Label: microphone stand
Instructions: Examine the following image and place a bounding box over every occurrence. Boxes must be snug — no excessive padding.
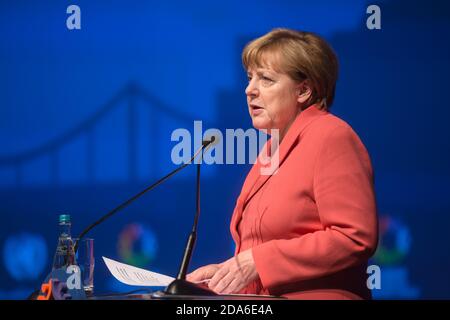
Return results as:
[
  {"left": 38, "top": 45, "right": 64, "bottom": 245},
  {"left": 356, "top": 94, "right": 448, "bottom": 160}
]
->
[{"left": 163, "top": 147, "right": 217, "bottom": 296}]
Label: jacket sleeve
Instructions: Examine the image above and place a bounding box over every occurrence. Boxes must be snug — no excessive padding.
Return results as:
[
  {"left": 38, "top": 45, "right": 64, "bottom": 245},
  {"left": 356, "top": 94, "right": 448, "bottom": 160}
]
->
[{"left": 251, "top": 124, "right": 378, "bottom": 289}]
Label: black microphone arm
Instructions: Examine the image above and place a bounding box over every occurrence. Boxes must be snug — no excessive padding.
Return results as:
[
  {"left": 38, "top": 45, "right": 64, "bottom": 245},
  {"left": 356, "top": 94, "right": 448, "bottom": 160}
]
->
[
  {"left": 164, "top": 136, "right": 218, "bottom": 296},
  {"left": 176, "top": 153, "right": 201, "bottom": 281},
  {"left": 74, "top": 136, "right": 216, "bottom": 254}
]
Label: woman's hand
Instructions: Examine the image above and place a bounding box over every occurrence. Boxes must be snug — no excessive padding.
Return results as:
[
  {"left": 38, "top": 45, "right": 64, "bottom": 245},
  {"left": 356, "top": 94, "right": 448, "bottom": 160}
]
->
[
  {"left": 187, "top": 264, "right": 222, "bottom": 283},
  {"left": 207, "top": 249, "right": 259, "bottom": 294}
]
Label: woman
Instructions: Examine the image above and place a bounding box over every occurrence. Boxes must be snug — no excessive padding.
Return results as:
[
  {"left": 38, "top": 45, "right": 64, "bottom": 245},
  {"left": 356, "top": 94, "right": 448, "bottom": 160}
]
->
[{"left": 187, "top": 28, "right": 378, "bottom": 300}]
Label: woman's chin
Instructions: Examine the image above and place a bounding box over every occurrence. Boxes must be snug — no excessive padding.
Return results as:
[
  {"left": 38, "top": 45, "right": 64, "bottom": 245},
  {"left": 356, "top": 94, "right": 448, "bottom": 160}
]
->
[{"left": 251, "top": 118, "right": 270, "bottom": 131}]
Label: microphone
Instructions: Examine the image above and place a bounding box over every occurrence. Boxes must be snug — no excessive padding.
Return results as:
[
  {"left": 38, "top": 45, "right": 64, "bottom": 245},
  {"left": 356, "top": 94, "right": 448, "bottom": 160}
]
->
[
  {"left": 202, "top": 134, "right": 218, "bottom": 146},
  {"left": 74, "top": 135, "right": 218, "bottom": 254},
  {"left": 163, "top": 134, "right": 220, "bottom": 296}
]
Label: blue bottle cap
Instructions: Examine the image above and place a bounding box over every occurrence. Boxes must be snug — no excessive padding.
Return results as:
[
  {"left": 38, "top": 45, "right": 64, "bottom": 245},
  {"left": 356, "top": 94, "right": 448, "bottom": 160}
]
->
[{"left": 59, "top": 214, "right": 71, "bottom": 223}]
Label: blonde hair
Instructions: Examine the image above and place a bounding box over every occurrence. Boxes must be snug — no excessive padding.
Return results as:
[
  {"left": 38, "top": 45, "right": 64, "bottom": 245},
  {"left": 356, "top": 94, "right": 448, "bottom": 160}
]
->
[{"left": 242, "top": 28, "right": 339, "bottom": 110}]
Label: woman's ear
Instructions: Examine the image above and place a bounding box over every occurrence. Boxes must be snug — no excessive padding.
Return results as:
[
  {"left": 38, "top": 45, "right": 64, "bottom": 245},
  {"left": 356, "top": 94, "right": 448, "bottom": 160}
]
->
[{"left": 296, "top": 80, "right": 312, "bottom": 104}]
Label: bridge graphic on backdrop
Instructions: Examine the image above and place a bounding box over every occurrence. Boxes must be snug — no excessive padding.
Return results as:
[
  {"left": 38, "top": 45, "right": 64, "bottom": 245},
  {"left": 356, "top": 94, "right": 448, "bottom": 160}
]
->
[{"left": 0, "top": 82, "right": 195, "bottom": 187}]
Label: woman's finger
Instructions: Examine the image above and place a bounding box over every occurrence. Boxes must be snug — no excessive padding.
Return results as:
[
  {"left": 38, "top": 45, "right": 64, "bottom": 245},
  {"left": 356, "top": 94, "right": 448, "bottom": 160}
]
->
[
  {"left": 211, "top": 272, "right": 234, "bottom": 293},
  {"left": 187, "top": 264, "right": 218, "bottom": 281},
  {"left": 208, "top": 264, "right": 229, "bottom": 289}
]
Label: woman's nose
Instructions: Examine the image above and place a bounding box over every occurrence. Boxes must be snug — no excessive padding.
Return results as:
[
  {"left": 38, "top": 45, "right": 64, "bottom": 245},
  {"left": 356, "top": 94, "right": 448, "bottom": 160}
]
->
[{"left": 245, "top": 80, "right": 259, "bottom": 97}]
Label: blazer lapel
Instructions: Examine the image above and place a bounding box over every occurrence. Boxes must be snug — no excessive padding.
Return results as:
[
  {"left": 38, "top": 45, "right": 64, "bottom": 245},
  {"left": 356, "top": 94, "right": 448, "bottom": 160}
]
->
[
  {"left": 230, "top": 104, "right": 328, "bottom": 247},
  {"left": 243, "top": 104, "right": 328, "bottom": 207}
]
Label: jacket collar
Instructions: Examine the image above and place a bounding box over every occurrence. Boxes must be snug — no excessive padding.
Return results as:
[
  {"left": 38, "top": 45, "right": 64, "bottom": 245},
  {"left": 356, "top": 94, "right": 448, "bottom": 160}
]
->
[{"left": 232, "top": 104, "right": 328, "bottom": 224}]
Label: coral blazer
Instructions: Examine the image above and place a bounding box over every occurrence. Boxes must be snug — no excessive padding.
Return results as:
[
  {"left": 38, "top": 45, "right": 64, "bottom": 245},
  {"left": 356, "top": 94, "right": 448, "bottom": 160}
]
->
[{"left": 229, "top": 104, "right": 378, "bottom": 299}]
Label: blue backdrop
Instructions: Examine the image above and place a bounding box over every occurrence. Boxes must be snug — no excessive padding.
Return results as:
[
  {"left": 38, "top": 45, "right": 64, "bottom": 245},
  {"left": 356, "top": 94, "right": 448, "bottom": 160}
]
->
[{"left": 1, "top": 0, "right": 449, "bottom": 299}]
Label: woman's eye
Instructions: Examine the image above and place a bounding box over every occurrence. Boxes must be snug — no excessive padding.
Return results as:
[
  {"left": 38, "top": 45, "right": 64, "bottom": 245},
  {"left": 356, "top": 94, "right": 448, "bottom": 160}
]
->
[{"left": 262, "top": 76, "right": 274, "bottom": 83}]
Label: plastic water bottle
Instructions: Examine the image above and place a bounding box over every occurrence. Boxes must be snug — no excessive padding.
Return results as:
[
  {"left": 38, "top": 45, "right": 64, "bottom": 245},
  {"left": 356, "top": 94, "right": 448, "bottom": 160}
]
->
[{"left": 52, "top": 214, "right": 77, "bottom": 270}]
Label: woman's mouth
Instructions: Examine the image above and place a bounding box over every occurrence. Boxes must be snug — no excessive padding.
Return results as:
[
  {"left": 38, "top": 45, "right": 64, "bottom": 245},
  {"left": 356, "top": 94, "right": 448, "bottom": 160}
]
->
[{"left": 250, "top": 104, "right": 264, "bottom": 116}]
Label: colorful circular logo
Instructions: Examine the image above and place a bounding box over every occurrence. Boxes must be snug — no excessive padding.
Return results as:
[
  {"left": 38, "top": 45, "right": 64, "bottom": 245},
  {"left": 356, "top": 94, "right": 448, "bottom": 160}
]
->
[
  {"left": 117, "top": 223, "right": 158, "bottom": 268},
  {"left": 373, "top": 215, "right": 412, "bottom": 266}
]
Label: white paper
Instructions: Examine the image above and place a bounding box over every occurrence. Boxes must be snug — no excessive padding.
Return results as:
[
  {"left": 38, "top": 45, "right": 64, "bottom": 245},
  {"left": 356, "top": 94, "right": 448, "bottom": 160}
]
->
[{"left": 102, "top": 256, "right": 174, "bottom": 287}]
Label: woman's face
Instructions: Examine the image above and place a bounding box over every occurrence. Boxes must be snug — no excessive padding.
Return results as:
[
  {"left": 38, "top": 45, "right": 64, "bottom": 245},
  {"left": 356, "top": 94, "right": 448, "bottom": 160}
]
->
[{"left": 245, "top": 59, "right": 308, "bottom": 140}]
